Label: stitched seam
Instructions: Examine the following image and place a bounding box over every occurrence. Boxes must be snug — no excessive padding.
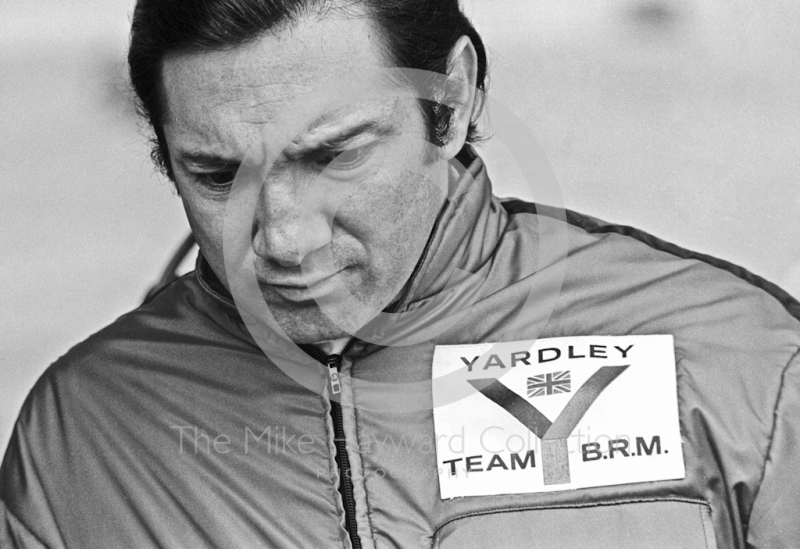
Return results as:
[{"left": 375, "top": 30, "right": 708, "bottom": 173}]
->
[
  {"left": 699, "top": 503, "right": 710, "bottom": 549},
  {"left": 749, "top": 346, "right": 800, "bottom": 522},
  {"left": 195, "top": 259, "right": 237, "bottom": 309},
  {"left": 432, "top": 496, "right": 711, "bottom": 534},
  {"left": 501, "top": 200, "right": 800, "bottom": 323},
  {"left": 352, "top": 392, "right": 378, "bottom": 548},
  {"left": 432, "top": 525, "right": 441, "bottom": 549}
]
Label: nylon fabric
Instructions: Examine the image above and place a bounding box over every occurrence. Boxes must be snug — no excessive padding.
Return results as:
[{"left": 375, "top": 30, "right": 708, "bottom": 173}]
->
[{"left": 431, "top": 500, "right": 718, "bottom": 549}]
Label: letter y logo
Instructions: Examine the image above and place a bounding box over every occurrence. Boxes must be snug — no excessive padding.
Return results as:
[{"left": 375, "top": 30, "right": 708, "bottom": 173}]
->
[{"left": 468, "top": 365, "right": 629, "bottom": 485}]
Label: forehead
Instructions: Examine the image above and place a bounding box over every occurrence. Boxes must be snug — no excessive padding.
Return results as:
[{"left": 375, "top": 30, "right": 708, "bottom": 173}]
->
[{"left": 161, "top": 13, "right": 394, "bottom": 156}]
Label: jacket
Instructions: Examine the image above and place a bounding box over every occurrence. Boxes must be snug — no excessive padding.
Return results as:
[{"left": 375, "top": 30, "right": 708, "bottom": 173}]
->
[{"left": 2, "top": 148, "right": 799, "bottom": 548}]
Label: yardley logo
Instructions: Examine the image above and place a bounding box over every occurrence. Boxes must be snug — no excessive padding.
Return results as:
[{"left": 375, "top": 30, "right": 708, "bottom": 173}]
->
[{"left": 432, "top": 335, "right": 685, "bottom": 499}]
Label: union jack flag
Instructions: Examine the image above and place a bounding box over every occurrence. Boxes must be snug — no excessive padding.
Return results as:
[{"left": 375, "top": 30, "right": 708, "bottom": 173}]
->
[{"left": 527, "top": 371, "right": 571, "bottom": 397}]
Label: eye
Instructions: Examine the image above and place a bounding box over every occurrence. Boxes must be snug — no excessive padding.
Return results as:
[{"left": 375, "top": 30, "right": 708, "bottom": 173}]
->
[
  {"left": 319, "top": 145, "right": 373, "bottom": 173},
  {"left": 205, "top": 170, "right": 236, "bottom": 185},
  {"left": 193, "top": 168, "right": 237, "bottom": 190}
]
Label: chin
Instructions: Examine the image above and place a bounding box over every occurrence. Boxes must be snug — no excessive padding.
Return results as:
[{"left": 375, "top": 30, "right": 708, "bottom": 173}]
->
[{"left": 270, "top": 306, "right": 353, "bottom": 345}]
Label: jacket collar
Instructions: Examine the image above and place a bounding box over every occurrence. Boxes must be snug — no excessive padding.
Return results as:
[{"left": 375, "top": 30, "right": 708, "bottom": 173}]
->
[{"left": 390, "top": 146, "right": 508, "bottom": 314}]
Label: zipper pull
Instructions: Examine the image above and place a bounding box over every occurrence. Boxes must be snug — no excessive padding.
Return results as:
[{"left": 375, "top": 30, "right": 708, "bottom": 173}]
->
[{"left": 326, "top": 355, "right": 342, "bottom": 395}]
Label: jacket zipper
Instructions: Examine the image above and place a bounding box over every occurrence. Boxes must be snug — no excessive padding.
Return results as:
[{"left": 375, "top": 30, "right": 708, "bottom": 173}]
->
[{"left": 303, "top": 346, "right": 361, "bottom": 549}]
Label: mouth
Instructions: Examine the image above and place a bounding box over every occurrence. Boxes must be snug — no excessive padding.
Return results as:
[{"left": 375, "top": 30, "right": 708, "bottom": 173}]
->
[{"left": 258, "top": 269, "right": 345, "bottom": 304}]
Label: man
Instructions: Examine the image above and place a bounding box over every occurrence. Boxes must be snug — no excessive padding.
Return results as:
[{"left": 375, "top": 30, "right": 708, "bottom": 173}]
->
[{"left": 1, "top": 0, "right": 798, "bottom": 547}]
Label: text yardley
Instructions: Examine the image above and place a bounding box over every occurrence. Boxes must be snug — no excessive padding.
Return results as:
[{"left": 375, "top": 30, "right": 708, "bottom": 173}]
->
[{"left": 460, "top": 344, "right": 635, "bottom": 372}]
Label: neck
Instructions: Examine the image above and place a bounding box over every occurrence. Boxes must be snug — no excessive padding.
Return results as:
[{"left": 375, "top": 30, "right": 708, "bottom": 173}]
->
[{"left": 313, "top": 337, "right": 351, "bottom": 356}]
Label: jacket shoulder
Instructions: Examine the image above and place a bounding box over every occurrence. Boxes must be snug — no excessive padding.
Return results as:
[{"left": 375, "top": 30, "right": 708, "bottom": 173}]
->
[
  {"left": 501, "top": 198, "right": 800, "bottom": 333},
  {"left": 10, "top": 272, "right": 248, "bottom": 440},
  {"left": 44, "top": 272, "right": 243, "bottom": 379}
]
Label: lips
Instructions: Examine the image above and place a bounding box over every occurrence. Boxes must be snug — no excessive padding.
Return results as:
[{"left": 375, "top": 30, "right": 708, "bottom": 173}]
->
[
  {"left": 257, "top": 269, "right": 344, "bottom": 303},
  {"left": 261, "top": 269, "right": 341, "bottom": 289}
]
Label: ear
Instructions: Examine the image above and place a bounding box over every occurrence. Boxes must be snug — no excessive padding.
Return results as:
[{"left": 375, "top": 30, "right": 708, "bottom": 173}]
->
[{"left": 439, "top": 35, "right": 481, "bottom": 161}]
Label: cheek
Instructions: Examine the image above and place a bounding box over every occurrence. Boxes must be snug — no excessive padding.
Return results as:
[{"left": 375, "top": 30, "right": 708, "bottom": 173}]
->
[
  {"left": 177, "top": 189, "right": 228, "bottom": 273},
  {"left": 347, "top": 117, "right": 446, "bottom": 245},
  {"left": 342, "top": 165, "right": 444, "bottom": 275}
]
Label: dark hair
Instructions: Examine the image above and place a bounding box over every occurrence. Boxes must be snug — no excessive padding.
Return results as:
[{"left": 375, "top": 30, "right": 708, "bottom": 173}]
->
[{"left": 128, "top": 0, "right": 488, "bottom": 180}]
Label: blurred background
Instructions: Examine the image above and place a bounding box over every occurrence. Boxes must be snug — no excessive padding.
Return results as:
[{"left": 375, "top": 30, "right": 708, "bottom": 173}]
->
[{"left": 2, "top": 0, "right": 799, "bottom": 453}]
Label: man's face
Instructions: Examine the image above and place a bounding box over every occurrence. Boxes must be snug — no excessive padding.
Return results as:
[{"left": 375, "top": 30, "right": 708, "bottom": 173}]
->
[{"left": 161, "top": 14, "right": 450, "bottom": 344}]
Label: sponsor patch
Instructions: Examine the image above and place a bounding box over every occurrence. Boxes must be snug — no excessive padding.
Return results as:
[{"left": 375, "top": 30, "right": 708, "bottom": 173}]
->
[{"left": 432, "top": 335, "right": 685, "bottom": 499}]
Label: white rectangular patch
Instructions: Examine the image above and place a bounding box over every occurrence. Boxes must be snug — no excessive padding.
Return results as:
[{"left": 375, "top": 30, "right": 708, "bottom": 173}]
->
[{"left": 432, "top": 335, "right": 685, "bottom": 499}]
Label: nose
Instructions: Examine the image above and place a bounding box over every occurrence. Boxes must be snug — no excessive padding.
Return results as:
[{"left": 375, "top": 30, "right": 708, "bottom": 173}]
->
[{"left": 252, "top": 173, "right": 333, "bottom": 267}]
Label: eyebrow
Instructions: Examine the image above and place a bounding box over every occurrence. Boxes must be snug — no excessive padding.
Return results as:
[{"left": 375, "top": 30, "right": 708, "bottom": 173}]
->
[
  {"left": 284, "top": 119, "right": 396, "bottom": 161},
  {"left": 177, "top": 151, "right": 240, "bottom": 169},
  {"left": 175, "top": 119, "right": 395, "bottom": 169},
  {"left": 305, "top": 120, "right": 393, "bottom": 149}
]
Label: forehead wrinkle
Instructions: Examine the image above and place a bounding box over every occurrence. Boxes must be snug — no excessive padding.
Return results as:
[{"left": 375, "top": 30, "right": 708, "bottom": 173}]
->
[
  {"left": 168, "top": 115, "right": 263, "bottom": 161},
  {"left": 164, "top": 58, "right": 310, "bottom": 121},
  {"left": 161, "top": 11, "right": 387, "bottom": 125},
  {"left": 161, "top": 10, "right": 400, "bottom": 175},
  {"left": 166, "top": 93, "right": 285, "bottom": 145},
  {"left": 167, "top": 88, "right": 408, "bottom": 161},
  {"left": 281, "top": 99, "right": 407, "bottom": 159},
  {"left": 303, "top": 96, "right": 403, "bottom": 133},
  {"left": 186, "top": 84, "right": 296, "bottom": 116}
]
